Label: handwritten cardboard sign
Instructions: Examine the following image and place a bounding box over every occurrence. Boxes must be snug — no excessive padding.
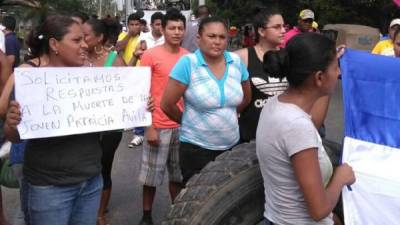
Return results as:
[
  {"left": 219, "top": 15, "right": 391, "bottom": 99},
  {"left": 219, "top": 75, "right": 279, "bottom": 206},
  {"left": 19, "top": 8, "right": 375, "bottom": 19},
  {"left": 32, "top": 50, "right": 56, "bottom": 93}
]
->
[{"left": 14, "top": 67, "right": 151, "bottom": 139}]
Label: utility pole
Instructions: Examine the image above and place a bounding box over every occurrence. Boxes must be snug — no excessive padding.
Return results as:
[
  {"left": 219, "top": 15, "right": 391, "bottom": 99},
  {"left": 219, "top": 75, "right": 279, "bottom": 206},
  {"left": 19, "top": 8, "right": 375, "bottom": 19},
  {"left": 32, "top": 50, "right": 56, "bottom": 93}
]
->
[
  {"left": 125, "top": 0, "right": 129, "bottom": 23},
  {"left": 99, "top": 0, "right": 103, "bottom": 18}
]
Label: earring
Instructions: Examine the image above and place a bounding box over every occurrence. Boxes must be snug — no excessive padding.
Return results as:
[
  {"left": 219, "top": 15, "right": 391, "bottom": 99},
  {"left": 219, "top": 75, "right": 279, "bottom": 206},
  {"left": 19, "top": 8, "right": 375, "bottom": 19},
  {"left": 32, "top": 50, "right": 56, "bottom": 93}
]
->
[
  {"left": 55, "top": 50, "right": 59, "bottom": 55},
  {"left": 104, "top": 44, "right": 114, "bottom": 52},
  {"left": 95, "top": 45, "right": 103, "bottom": 55}
]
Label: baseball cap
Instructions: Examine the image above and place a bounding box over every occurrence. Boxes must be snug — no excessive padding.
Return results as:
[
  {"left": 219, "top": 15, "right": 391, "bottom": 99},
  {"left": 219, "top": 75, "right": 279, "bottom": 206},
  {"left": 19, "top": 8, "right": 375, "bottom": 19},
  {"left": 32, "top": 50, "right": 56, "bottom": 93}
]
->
[
  {"left": 390, "top": 18, "right": 400, "bottom": 28},
  {"left": 299, "top": 9, "right": 315, "bottom": 20}
]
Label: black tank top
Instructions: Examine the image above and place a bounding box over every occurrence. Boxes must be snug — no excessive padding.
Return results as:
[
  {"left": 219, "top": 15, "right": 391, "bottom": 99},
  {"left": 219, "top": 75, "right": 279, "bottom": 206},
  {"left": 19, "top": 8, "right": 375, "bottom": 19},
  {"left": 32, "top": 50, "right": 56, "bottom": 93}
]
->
[
  {"left": 239, "top": 47, "right": 288, "bottom": 141},
  {"left": 18, "top": 61, "right": 102, "bottom": 185}
]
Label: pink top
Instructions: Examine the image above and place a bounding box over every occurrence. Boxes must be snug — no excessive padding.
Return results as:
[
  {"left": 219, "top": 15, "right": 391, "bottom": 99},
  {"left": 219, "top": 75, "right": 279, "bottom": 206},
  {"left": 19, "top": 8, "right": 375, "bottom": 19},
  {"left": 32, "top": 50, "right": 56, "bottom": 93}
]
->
[
  {"left": 140, "top": 45, "right": 188, "bottom": 128},
  {"left": 281, "top": 27, "right": 301, "bottom": 48}
]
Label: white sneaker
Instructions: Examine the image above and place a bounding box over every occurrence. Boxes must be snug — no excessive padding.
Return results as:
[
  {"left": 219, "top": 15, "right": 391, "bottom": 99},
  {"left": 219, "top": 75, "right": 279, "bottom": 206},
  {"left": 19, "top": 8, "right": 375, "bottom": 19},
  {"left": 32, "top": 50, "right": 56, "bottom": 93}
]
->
[{"left": 128, "top": 135, "right": 144, "bottom": 148}]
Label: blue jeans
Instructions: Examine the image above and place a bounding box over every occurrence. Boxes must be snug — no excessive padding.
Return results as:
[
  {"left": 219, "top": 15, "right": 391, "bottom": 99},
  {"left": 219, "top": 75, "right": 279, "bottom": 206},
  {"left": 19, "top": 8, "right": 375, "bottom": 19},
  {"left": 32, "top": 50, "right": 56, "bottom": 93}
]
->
[{"left": 21, "top": 174, "right": 103, "bottom": 225}]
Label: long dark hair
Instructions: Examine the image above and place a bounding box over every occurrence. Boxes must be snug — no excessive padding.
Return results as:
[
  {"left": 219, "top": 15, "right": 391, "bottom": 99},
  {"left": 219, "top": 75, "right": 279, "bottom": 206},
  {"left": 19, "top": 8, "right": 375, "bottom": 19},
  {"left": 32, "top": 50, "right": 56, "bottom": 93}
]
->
[
  {"left": 85, "top": 18, "right": 121, "bottom": 46},
  {"left": 25, "top": 15, "right": 77, "bottom": 60},
  {"left": 253, "top": 7, "right": 282, "bottom": 43}
]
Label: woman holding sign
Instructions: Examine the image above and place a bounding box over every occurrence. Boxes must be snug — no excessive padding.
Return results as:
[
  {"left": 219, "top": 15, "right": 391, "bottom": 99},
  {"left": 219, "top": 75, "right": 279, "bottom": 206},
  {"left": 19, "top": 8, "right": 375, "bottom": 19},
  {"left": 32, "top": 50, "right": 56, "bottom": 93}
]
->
[
  {"left": 0, "top": 18, "right": 52, "bottom": 225},
  {"left": 82, "top": 17, "right": 125, "bottom": 225},
  {"left": 4, "top": 15, "right": 102, "bottom": 225}
]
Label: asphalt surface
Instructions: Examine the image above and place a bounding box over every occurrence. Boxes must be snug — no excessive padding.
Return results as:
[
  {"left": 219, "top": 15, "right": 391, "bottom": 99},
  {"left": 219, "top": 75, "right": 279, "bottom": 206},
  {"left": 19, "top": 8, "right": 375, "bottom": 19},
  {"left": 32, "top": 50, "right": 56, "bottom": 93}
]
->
[
  {"left": 2, "top": 132, "right": 172, "bottom": 225},
  {"left": 2, "top": 81, "right": 344, "bottom": 225}
]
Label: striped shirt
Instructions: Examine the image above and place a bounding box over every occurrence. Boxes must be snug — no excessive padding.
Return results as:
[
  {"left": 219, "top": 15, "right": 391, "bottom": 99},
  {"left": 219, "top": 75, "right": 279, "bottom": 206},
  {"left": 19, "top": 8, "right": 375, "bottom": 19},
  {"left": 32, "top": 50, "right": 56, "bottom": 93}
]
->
[{"left": 170, "top": 50, "right": 249, "bottom": 150}]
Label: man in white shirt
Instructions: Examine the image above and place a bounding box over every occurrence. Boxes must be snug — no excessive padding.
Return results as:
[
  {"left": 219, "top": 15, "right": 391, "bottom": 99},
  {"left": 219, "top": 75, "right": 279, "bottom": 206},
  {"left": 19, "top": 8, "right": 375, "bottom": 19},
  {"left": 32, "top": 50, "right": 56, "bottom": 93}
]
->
[
  {"left": 0, "top": 24, "right": 8, "bottom": 91},
  {"left": 181, "top": 5, "right": 210, "bottom": 52},
  {"left": 139, "top": 12, "right": 165, "bottom": 49},
  {"left": 128, "top": 12, "right": 165, "bottom": 148},
  {"left": 0, "top": 25, "right": 5, "bottom": 52}
]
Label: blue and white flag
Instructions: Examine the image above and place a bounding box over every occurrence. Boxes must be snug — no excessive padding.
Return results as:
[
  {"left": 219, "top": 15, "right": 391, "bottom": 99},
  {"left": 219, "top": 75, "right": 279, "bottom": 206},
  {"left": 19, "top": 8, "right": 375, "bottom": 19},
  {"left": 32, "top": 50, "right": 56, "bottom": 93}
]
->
[{"left": 341, "top": 49, "right": 400, "bottom": 225}]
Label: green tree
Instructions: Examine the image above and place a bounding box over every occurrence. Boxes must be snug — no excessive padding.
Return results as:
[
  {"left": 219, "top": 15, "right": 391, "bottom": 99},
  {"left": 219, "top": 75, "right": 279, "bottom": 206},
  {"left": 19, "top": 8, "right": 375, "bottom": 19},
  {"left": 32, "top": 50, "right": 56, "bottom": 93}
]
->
[
  {"left": 303, "top": 0, "right": 398, "bottom": 33},
  {"left": 204, "top": 0, "right": 400, "bottom": 33},
  {"left": 206, "top": 0, "right": 271, "bottom": 25},
  {"left": 0, "top": 0, "right": 42, "bottom": 8},
  {"left": 0, "top": 0, "right": 98, "bottom": 48},
  {"left": 1, "top": 0, "right": 97, "bottom": 19}
]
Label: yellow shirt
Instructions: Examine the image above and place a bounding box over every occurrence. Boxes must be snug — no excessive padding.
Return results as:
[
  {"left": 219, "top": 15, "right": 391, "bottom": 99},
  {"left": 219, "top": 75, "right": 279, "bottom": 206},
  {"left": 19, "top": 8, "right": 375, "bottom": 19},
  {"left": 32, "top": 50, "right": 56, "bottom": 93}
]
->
[
  {"left": 117, "top": 32, "right": 140, "bottom": 64},
  {"left": 371, "top": 39, "right": 394, "bottom": 56}
]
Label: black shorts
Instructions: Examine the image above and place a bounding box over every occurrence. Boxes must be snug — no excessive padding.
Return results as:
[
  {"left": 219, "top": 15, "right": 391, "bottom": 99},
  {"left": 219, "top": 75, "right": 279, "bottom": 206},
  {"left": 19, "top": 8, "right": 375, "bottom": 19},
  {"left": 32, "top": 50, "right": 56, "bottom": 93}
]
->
[
  {"left": 264, "top": 218, "right": 275, "bottom": 225},
  {"left": 179, "top": 142, "right": 227, "bottom": 184}
]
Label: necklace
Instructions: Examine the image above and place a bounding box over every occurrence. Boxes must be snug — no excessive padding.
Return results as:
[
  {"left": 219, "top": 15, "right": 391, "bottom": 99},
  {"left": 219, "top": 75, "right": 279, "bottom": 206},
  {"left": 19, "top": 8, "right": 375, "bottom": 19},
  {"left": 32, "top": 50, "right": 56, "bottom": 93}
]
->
[{"left": 87, "top": 50, "right": 106, "bottom": 67}]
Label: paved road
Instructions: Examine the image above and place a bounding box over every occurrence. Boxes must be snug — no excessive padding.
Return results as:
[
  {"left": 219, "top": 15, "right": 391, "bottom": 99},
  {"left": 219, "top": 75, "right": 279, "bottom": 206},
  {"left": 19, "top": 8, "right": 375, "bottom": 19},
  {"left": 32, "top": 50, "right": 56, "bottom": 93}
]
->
[
  {"left": 2, "top": 82, "right": 344, "bottom": 225},
  {"left": 3, "top": 132, "right": 172, "bottom": 225}
]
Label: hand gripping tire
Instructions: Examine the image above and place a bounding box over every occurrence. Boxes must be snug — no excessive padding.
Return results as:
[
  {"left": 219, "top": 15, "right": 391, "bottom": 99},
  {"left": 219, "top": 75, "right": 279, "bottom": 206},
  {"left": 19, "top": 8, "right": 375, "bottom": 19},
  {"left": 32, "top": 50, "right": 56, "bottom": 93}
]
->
[{"left": 162, "top": 140, "right": 341, "bottom": 225}]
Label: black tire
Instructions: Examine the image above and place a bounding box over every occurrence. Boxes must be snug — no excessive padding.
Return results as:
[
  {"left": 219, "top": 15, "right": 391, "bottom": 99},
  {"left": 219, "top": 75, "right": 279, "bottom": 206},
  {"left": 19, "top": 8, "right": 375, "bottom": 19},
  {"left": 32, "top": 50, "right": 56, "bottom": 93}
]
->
[
  {"left": 162, "top": 141, "right": 264, "bottom": 225},
  {"left": 162, "top": 140, "right": 341, "bottom": 225}
]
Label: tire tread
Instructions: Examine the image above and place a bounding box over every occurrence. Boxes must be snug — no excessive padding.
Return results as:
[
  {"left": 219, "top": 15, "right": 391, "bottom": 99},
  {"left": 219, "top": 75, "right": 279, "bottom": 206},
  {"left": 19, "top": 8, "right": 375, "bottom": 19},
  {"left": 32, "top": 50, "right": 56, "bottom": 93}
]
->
[{"left": 163, "top": 142, "right": 259, "bottom": 225}]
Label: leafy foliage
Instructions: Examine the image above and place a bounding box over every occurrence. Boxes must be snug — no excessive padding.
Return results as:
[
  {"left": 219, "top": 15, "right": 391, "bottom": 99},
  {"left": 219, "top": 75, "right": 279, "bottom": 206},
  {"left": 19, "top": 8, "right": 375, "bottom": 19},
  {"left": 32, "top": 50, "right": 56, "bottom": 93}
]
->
[
  {"left": 1, "top": 0, "right": 97, "bottom": 19},
  {"left": 3, "top": 0, "right": 400, "bottom": 34},
  {"left": 205, "top": 0, "right": 400, "bottom": 33}
]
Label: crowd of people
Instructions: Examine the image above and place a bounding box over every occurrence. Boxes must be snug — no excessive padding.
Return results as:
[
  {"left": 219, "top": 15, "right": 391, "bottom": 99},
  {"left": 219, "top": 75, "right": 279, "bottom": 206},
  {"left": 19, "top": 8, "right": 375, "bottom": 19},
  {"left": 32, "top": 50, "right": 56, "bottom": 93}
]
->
[{"left": 1, "top": 4, "right": 399, "bottom": 225}]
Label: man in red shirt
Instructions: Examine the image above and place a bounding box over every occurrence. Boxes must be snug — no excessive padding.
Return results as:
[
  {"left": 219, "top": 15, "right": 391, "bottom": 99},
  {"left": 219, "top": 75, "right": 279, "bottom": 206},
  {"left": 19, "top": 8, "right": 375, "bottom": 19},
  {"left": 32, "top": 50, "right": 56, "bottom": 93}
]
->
[
  {"left": 137, "top": 9, "right": 188, "bottom": 225},
  {"left": 281, "top": 9, "right": 314, "bottom": 48}
]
